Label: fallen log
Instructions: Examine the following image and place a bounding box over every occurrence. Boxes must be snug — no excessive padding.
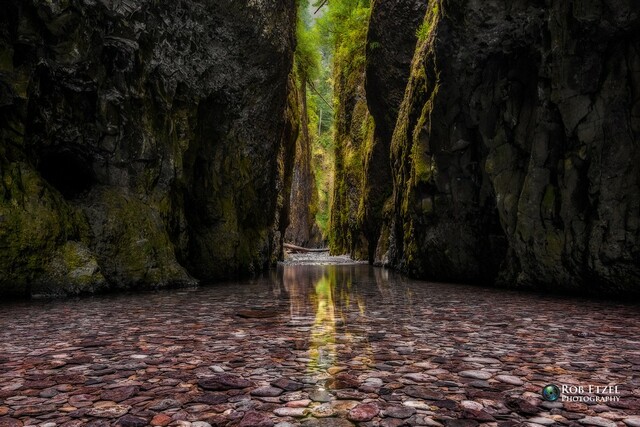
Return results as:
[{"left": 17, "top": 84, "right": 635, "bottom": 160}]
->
[{"left": 284, "top": 243, "right": 329, "bottom": 253}]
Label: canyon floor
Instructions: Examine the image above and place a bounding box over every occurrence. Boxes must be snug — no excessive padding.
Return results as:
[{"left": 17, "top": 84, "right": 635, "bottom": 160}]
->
[{"left": 0, "top": 257, "right": 638, "bottom": 427}]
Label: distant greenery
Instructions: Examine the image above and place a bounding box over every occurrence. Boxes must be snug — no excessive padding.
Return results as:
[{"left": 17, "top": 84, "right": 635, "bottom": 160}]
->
[
  {"left": 294, "top": 0, "right": 337, "bottom": 239},
  {"left": 292, "top": 0, "right": 373, "bottom": 241}
]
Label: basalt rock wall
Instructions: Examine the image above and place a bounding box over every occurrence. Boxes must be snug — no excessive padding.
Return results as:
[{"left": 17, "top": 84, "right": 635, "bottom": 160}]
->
[
  {"left": 387, "top": 0, "right": 640, "bottom": 294},
  {"left": 0, "top": 0, "right": 297, "bottom": 296}
]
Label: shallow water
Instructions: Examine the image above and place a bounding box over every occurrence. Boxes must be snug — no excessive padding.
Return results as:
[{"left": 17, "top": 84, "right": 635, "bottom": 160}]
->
[{"left": 0, "top": 263, "right": 639, "bottom": 426}]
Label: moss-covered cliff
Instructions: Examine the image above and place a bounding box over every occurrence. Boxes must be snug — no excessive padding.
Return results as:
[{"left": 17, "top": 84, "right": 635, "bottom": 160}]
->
[
  {"left": 326, "top": 1, "right": 372, "bottom": 259},
  {"left": 0, "top": 0, "right": 297, "bottom": 297},
  {"left": 385, "top": 0, "right": 640, "bottom": 294},
  {"left": 325, "top": 0, "right": 639, "bottom": 295}
]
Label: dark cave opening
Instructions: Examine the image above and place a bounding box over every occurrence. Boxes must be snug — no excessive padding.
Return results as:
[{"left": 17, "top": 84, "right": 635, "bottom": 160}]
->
[{"left": 37, "top": 147, "right": 96, "bottom": 199}]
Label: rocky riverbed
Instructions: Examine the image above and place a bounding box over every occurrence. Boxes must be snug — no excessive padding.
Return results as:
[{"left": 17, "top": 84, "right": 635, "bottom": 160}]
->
[{"left": 0, "top": 263, "right": 638, "bottom": 427}]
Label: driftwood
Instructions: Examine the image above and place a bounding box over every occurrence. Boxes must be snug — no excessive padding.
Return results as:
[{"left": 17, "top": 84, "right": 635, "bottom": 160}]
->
[{"left": 284, "top": 243, "right": 329, "bottom": 253}]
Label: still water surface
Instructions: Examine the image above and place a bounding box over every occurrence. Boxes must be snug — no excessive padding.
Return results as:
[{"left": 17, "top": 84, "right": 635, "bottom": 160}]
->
[{"left": 0, "top": 263, "right": 638, "bottom": 425}]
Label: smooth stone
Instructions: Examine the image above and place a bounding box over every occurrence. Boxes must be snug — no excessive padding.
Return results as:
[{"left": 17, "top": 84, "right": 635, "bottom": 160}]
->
[
  {"left": 309, "top": 389, "right": 334, "bottom": 402},
  {"left": 462, "top": 357, "right": 501, "bottom": 364},
  {"left": 101, "top": 386, "right": 138, "bottom": 402},
  {"left": 348, "top": 403, "right": 379, "bottom": 422},
  {"left": 116, "top": 415, "right": 148, "bottom": 427},
  {"left": 527, "top": 417, "right": 556, "bottom": 425},
  {"left": 460, "top": 401, "right": 483, "bottom": 411},
  {"left": 311, "top": 403, "right": 337, "bottom": 417},
  {"left": 271, "top": 378, "right": 303, "bottom": 391},
  {"left": 578, "top": 417, "right": 617, "bottom": 427},
  {"left": 150, "top": 414, "right": 172, "bottom": 426},
  {"left": 403, "top": 400, "right": 432, "bottom": 410},
  {"left": 236, "top": 309, "right": 279, "bottom": 318},
  {"left": 192, "top": 423, "right": 213, "bottom": 427},
  {"left": 280, "top": 392, "right": 307, "bottom": 402},
  {"left": 251, "top": 386, "right": 283, "bottom": 397},
  {"left": 442, "top": 420, "right": 479, "bottom": 427},
  {"left": 382, "top": 405, "right": 416, "bottom": 419},
  {"left": 86, "top": 404, "right": 131, "bottom": 418},
  {"left": 301, "top": 419, "right": 355, "bottom": 427},
  {"left": 404, "top": 386, "right": 444, "bottom": 400},
  {"left": 495, "top": 375, "right": 524, "bottom": 386},
  {"left": 238, "top": 411, "right": 274, "bottom": 427},
  {"left": 149, "top": 398, "right": 182, "bottom": 410},
  {"left": 286, "top": 399, "right": 311, "bottom": 408},
  {"left": 624, "top": 417, "right": 640, "bottom": 427},
  {"left": 274, "top": 407, "right": 308, "bottom": 418},
  {"left": 404, "top": 373, "right": 431, "bottom": 382},
  {"left": 364, "top": 378, "right": 384, "bottom": 387},
  {"left": 198, "top": 374, "right": 254, "bottom": 390},
  {"left": 459, "top": 370, "right": 493, "bottom": 380}
]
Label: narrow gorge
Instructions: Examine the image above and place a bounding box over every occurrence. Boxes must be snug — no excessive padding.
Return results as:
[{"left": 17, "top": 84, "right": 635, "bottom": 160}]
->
[{"left": 0, "top": 2, "right": 639, "bottom": 427}]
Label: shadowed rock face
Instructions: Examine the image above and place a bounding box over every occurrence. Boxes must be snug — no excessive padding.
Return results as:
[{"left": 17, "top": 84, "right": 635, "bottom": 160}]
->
[
  {"left": 0, "top": 0, "right": 296, "bottom": 296},
  {"left": 363, "top": 0, "right": 428, "bottom": 263},
  {"left": 388, "top": 0, "right": 640, "bottom": 294}
]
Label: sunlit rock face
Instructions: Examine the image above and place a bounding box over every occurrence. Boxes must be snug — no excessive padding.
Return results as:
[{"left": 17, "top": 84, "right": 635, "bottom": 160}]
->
[
  {"left": 0, "top": 0, "right": 296, "bottom": 296},
  {"left": 387, "top": 0, "right": 640, "bottom": 294}
]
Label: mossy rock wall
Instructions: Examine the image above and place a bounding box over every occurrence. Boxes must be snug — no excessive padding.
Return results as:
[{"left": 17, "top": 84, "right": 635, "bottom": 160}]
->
[
  {"left": 0, "top": 0, "right": 297, "bottom": 296},
  {"left": 388, "top": 0, "right": 640, "bottom": 295}
]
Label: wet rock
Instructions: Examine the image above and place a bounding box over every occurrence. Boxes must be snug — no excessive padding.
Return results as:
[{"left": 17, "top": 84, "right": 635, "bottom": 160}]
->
[
  {"left": 461, "top": 409, "right": 495, "bottom": 421},
  {"left": 198, "top": 374, "right": 254, "bottom": 390},
  {"left": 101, "top": 386, "right": 138, "bottom": 402},
  {"left": 443, "top": 420, "right": 479, "bottom": 427},
  {"left": 310, "top": 389, "right": 334, "bottom": 402},
  {"left": 505, "top": 397, "right": 539, "bottom": 415},
  {"left": 12, "top": 404, "right": 57, "bottom": 416},
  {"left": 86, "top": 404, "right": 131, "bottom": 418},
  {"left": 348, "top": 403, "right": 379, "bottom": 422},
  {"left": 274, "top": 407, "right": 308, "bottom": 417},
  {"left": 116, "top": 415, "right": 148, "bottom": 427},
  {"left": 237, "top": 310, "right": 280, "bottom": 319},
  {"left": 150, "top": 414, "right": 172, "bottom": 426},
  {"left": 149, "top": 398, "right": 182, "bottom": 410},
  {"left": 459, "top": 371, "right": 493, "bottom": 380},
  {"left": 238, "top": 411, "right": 274, "bottom": 427},
  {"left": 302, "top": 418, "right": 355, "bottom": 427},
  {"left": 578, "top": 417, "right": 618, "bottom": 427},
  {"left": 271, "top": 378, "right": 304, "bottom": 391},
  {"left": 312, "top": 403, "right": 337, "bottom": 418},
  {"left": 404, "top": 386, "right": 444, "bottom": 400},
  {"left": 494, "top": 375, "right": 524, "bottom": 386},
  {"left": 382, "top": 405, "right": 416, "bottom": 419},
  {"left": 251, "top": 386, "right": 284, "bottom": 397}
]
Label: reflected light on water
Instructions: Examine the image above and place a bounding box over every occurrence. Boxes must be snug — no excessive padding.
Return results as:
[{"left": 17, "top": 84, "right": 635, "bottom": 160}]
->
[{"left": 282, "top": 265, "right": 374, "bottom": 384}]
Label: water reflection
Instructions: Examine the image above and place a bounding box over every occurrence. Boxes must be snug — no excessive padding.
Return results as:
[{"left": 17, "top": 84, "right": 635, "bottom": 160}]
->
[{"left": 281, "top": 264, "right": 378, "bottom": 384}]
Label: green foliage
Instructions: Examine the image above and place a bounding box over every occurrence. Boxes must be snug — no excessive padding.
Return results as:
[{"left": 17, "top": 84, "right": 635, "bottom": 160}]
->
[
  {"left": 416, "top": 20, "right": 431, "bottom": 42},
  {"left": 295, "top": 3, "right": 321, "bottom": 79},
  {"left": 416, "top": 2, "right": 439, "bottom": 42}
]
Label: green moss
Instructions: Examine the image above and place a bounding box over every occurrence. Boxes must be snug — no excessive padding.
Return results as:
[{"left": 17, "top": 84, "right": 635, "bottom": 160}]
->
[
  {"left": 416, "top": 2, "right": 439, "bottom": 42},
  {"left": 0, "top": 163, "right": 88, "bottom": 296}
]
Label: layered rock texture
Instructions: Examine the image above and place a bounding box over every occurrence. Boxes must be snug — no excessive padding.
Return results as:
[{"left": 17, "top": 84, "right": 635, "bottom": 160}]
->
[
  {"left": 285, "top": 78, "right": 322, "bottom": 248},
  {"left": 384, "top": 0, "right": 640, "bottom": 294},
  {"left": 0, "top": 0, "right": 296, "bottom": 296}
]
